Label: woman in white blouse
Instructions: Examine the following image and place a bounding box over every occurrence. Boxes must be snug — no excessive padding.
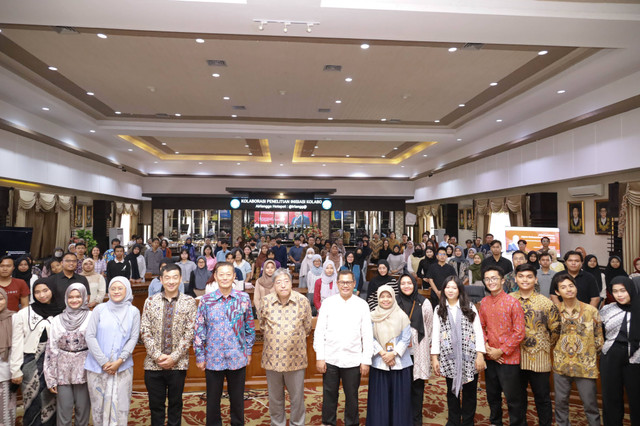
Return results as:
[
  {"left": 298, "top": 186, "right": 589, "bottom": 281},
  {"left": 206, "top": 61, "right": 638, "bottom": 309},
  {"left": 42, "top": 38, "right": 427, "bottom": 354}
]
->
[{"left": 81, "top": 258, "right": 106, "bottom": 308}]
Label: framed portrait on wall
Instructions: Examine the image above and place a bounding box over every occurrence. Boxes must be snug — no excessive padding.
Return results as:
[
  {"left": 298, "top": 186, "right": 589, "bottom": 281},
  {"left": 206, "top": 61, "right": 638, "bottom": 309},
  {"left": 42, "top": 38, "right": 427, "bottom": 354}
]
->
[
  {"left": 74, "top": 204, "right": 84, "bottom": 228},
  {"left": 85, "top": 205, "right": 93, "bottom": 227},
  {"left": 466, "top": 209, "right": 474, "bottom": 230},
  {"left": 594, "top": 200, "right": 612, "bottom": 234},
  {"left": 459, "top": 209, "right": 465, "bottom": 229},
  {"left": 567, "top": 201, "right": 584, "bottom": 234}
]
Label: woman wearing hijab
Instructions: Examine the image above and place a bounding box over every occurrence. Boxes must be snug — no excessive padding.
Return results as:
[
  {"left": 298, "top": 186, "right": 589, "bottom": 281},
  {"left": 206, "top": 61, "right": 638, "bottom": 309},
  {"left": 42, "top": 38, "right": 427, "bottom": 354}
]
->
[
  {"left": 367, "top": 260, "right": 399, "bottom": 311},
  {"left": 431, "top": 276, "right": 486, "bottom": 426},
  {"left": 328, "top": 244, "right": 344, "bottom": 269},
  {"left": 465, "top": 247, "right": 477, "bottom": 264},
  {"left": 298, "top": 248, "right": 316, "bottom": 290},
  {"left": 387, "top": 245, "right": 406, "bottom": 276},
  {"left": 583, "top": 255, "right": 606, "bottom": 298},
  {"left": 341, "top": 252, "right": 363, "bottom": 295},
  {"left": 605, "top": 255, "right": 629, "bottom": 304},
  {"left": 10, "top": 278, "right": 62, "bottom": 426},
  {"left": 360, "top": 239, "right": 372, "bottom": 264},
  {"left": 377, "top": 239, "right": 392, "bottom": 264},
  {"left": 407, "top": 244, "right": 426, "bottom": 281},
  {"left": 13, "top": 255, "right": 38, "bottom": 297},
  {"left": 599, "top": 276, "right": 640, "bottom": 426},
  {"left": 253, "top": 260, "right": 277, "bottom": 318},
  {"left": 189, "top": 256, "right": 212, "bottom": 297},
  {"left": 306, "top": 255, "right": 323, "bottom": 314},
  {"left": 445, "top": 244, "right": 455, "bottom": 259},
  {"left": 125, "top": 244, "right": 146, "bottom": 283},
  {"left": 448, "top": 246, "right": 470, "bottom": 285},
  {"left": 0, "top": 289, "right": 16, "bottom": 425},
  {"left": 366, "top": 284, "right": 412, "bottom": 426},
  {"left": 181, "top": 237, "right": 197, "bottom": 262},
  {"left": 527, "top": 251, "right": 540, "bottom": 269},
  {"left": 416, "top": 247, "right": 437, "bottom": 285},
  {"left": 468, "top": 253, "right": 485, "bottom": 286},
  {"left": 44, "top": 283, "right": 92, "bottom": 425},
  {"left": 85, "top": 277, "right": 140, "bottom": 426},
  {"left": 396, "top": 274, "right": 433, "bottom": 426},
  {"left": 313, "top": 259, "right": 338, "bottom": 311},
  {"left": 548, "top": 249, "right": 565, "bottom": 272},
  {"left": 81, "top": 258, "right": 106, "bottom": 308},
  {"left": 403, "top": 241, "right": 415, "bottom": 263}
]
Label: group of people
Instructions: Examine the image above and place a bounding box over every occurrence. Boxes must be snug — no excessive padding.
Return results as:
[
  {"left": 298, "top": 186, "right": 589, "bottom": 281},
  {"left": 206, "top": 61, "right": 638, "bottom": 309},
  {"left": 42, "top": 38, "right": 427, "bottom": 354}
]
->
[{"left": 0, "top": 227, "right": 638, "bottom": 425}]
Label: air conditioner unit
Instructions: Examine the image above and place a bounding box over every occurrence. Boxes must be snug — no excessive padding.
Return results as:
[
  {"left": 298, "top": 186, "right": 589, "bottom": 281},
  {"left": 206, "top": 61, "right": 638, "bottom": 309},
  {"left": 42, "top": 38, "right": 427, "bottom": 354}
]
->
[
  {"left": 567, "top": 184, "right": 603, "bottom": 197},
  {"left": 405, "top": 212, "right": 417, "bottom": 226}
]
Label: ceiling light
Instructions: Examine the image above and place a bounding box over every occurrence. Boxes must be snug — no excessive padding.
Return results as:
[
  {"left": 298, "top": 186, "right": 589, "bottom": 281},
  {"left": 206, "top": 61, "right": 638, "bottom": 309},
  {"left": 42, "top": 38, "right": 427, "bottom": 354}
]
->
[
  {"left": 423, "top": 154, "right": 428, "bottom": 157},
  {"left": 161, "top": 143, "right": 167, "bottom": 145},
  {"left": 175, "top": 151, "right": 180, "bottom": 154},
  {"left": 393, "top": 147, "right": 398, "bottom": 150},
  {"left": 381, "top": 118, "right": 387, "bottom": 122},
  {"left": 86, "top": 91, "right": 94, "bottom": 96},
  {"left": 322, "top": 164, "right": 326, "bottom": 166},
  {"left": 434, "top": 120, "right": 440, "bottom": 123},
  {"left": 283, "top": 22, "right": 289, "bottom": 33},
  {"left": 115, "top": 111, "right": 121, "bottom": 115},
  {"left": 335, "top": 100, "right": 342, "bottom": 104},
  {"left": 41, "top": 107, "right": 50, "bottom": 111},
  {"left": 231, "top": 114, "right": 237, "bottom": 118},
  {"left": 279, "top": 90, "right": 286, "bottom": 95},
  {"left": 311, "top": 154, "right": 315, "bottom": 157},
  {"left": 128, "top": 149, "right": 133, "bottom": 152},
  {"left": 97, "top": 33, "right": 107, "bottom": 39},
  {"left": 223, "top": 96, "right": 230, "bottom": 100},
  {"left": 245, "top": 144, "right": 249, "bottom": 148},
  {"left": 496, "top": 119, "right": 503, "bottom": 122},
  {"left": 448, "top": 47, "right": 457, "bottom": 52},
  {"left": 328, "top": 117, "right": 333, "bottom": 120},
  {"left": 89, "top": 130, "right": 96, "bottom": 133},
  {"left": 196, "top": 38, "right": 205, "bottom": 43},
  {"left": 280, "top": 163, "right": 284, "bottom": 166},
  {"left": 458, "top": 103, "right": 465, "bottom": 107},
  {"left": 198, "top": 162, "right": 203, "bottom": 165},
  {"left": 346, "top": 155, "right": 350, "bottom": 157},
  {"left": 307, "top": 23, "right": 313, "bottom": 33},
  {"left": 381, "top": 155, "right": 386, "bottom": 158},
  {"left": 360, "top": 43, "right": 370, "bottom": 49},
  {"left": 175, "top": 113, "right": 181, "bottom": 117},
  {"left": 314, "top": 145, "right": 319, "bottom": 149},
  {"left": 401, "top": 165, "right": 405, "bottom": 168},
  {"left": 457, "top": 138, "right": 462, "bottom": 141},
  {"left": 154, "top": 161, "right": 158, "bottom": 164},
  {"left": 249, "top": 152, "right": 253, "bottom": 156},
  {"left": 557, "top": 89, "right": 566, "bottom": 94},
  {"left": 237, "top": 162, "right": 241, "bottom": 165},
  {"left": 538, "top": 50, "right": 548, "bottom": 55},
  {"left": 345, "top": 77, "right": 353, "bottom": 82},
  {"left": 490, "top": 82, "right": 498, "bottom": 86},
  {"left": 48, "top": 66, "right": 58, "bottom": 71},
  {"left": 212, "top": 73, "right": 220, "bottom": 78}
]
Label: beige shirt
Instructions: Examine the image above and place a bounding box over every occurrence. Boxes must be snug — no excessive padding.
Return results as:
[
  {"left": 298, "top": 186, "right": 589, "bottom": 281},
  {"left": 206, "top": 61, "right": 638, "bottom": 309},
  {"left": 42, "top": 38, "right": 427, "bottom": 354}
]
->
[{"left": 259, "top": 291, "right": 312, "bottom": 372}]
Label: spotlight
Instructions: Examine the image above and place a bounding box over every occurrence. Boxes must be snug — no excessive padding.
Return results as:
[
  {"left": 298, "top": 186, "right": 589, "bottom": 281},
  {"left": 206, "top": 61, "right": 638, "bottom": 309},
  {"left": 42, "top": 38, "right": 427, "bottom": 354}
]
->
[
  {"left": 258, "top": 21, "right": 265, "bottom": 31},
  {"left": 283, "top": 22, "right": 289, "bottom": 33},
  {"left": 307, "top": 23, "right": 313, "bottom": 33}
]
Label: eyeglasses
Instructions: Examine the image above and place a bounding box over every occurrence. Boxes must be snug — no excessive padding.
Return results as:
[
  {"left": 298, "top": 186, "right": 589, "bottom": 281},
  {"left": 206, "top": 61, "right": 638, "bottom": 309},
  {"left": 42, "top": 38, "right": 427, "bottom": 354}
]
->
[
  {"left": 338, "top": 281, "right": 354, "bottom": 286},
  {"left": 484, "top": 277, "right": 501, "bottom": 283}
]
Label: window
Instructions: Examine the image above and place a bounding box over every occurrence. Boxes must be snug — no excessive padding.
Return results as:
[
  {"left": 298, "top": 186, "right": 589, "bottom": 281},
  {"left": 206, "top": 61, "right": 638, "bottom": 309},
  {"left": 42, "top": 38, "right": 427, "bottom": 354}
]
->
[
  {"left": 121, "top": 213, "right": 131, "bottom": 244},
  {"left": 488, "top": 211, "right": 511, "bottom": 247}
]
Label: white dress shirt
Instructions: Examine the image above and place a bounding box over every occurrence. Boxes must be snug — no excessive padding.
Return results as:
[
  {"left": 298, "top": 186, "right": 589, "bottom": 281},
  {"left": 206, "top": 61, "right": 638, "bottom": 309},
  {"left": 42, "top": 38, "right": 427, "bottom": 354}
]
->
[
  {"left": 431, "top": 301, "right": 485, "bottom": 354},
  {"left": 314, "top": 293, "right": 373, "bottom": 368}
]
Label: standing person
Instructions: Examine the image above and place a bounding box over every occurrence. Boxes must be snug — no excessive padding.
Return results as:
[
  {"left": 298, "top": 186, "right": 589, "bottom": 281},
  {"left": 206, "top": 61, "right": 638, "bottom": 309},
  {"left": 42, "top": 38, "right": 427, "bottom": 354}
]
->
[
  {"left": 44, "top": 284, "right": 92, "bottom": 426},
  {"left": 10, "top": 279, "right": 62, "bottom": 425},
  {"left": 202, "top": 245, "right": 217, "bottom": 272},
  {"left": 189, "top": 256, "right": 212, "bottom": 297},
  {"left": 125, "top": 244, "right": 146, "bottom": 283},
  {"left": 386, "top": 245, "right": 406, "bottom": 276},
  {"left": 377, "top": 240, "right": 392, "bottom": 264},
  {"left": 583, "top": 254, "right": 606, "bottom": 299},
  {"left": 406, "top": 244, "right": 425, "bottom": 281},
  {"left": 604, "top": 255, "right": 629, "bottom": 303},
  {"left": 194, "top": 262, "right": 255, "bottom": 426},
  {"left": 314, "top": 259, "right": 339, "bottom": 311},
  {"left": 431, "top": 276, "right": 486, "bottom": 426},
  {"left": 305, "top": 255, "right": 323, "bottom": 313},
  {"left": 510, "top": 264, "right": 560, "bottom": 426},
  {"left": 141, "top": 264, "right": 197, "bottom": 426},
  {"left": 298, "top": 248, "right": 316, "bottom": 290},
  {"left": 0, "top": 289, "right": 16, "bottom": 425},
  {"left": 103, "top": 238, "right": 120, "bottom": 263},
  {"left": 369, "top": 232, "right": 383, "bottom": 264},
  {"left": 341, "top": 252, "right": 363, "bottom": 295},
  {"left": 327, "top": 244, "right": 344, "bottom": 269},
  {"left": 177, "top": 248, "right": 197, "bottom": 288},
  {"left": 537, "top": 252, "right": 556, "bottom": 297},
  {"left": 232, "top": 249, "right": 252, "bottom": 285},
  {"left": 396, "top": 274, "right": 433, "bottom": 426},
  {"left": 144, "top": 238, "right": 164, "bottom": 276},
  {"left": 13, "top": 255, "right": 39, "bottom": 296},
  {"left": 272, "top": 239, "right": 288, "bottom": 268},
  {"left": 90, "top": 246, "right": 107, "bottom": 277},
  {"left": 0, "top": 255, "right": 30, "bottom": 311},
  {"left": 84, "top": 277, "right": 141, "bottom": 425},
  {"left": 74, "top": 242, "right": 88, "bottom": 274},
  {"left": 160, "top": 239, "right": 173, "bottom": 259},
  {"left": 366, "top": 284, "right": 412, "bottom": 426},
  {"left": 366, "top": 260, "right": 399, "bottom": 310},
  {"left": 448, "top": 246, "right": 470, "bottom": 285},
  {"left": 314, "top": 270, "right": 373, "bottom": 426},
  {"left": 253, "top": 259, "right": 277, "bottom": 318},
  {"left": 105, "top": 245, "right": 132, "bottom": 284},
  {"left": 503, "top": 250, "right": 528, "bottom": 293},
  {"left": 215, "top": 240, "right": 231, "bottom": 263},
  {"left": 81, "top": 259, "right": 106, "bottom": 309},
  {"left": 181, "top": 237, "right": 198, "bottom": 263},
  {"left": 259, "top": 268, "right": 312, "bottom": 426},
  {"left": 287, "top": 238, "right": 304, "bottom": 272},
  {"left": 467, "top": 253, "right": 484, "bottom": 286},
  {"left": 480, "top": 240, "right": 513, "bottom": 275},
  {"left": 426, "top": 247, "right": 458, "bottom": 308},
  {"left": 478, "top": 266, "right": 527, "bottom": 426},
  {"left": 600, "top": 276, "right": 640, "bottom": 426},
  {"left": 550, "top": 251, "right": 600, "bottom": 308},
  {"left": 48, "top": 252, "right": 91, "bottom": 311},
  {"left": 552, "top": 273, "right": 603, "bottom": 426}
]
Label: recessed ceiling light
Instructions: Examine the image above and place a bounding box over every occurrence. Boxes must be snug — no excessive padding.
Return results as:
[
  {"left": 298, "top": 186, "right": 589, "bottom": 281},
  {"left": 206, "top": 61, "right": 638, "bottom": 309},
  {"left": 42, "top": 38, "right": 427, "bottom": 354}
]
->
[
  {"left": 423, "top": 154, "right": 428, "bottom": 157},
  {"left": 97, "top": 33, "right": 107, "bottom": 39},
  {"left": 360, "top": 43, "right": 370, "bottom": 49},
  {"left": 154, "top": 161, "right": 158, "bottom": 164},
  {"left": 496, "top": 119, "right": 503, "bottom": 122},
  {"left": 280, "top": 163, "right": 284, "bottom": 166},
  {"left": 231, "top": 114, "right": 237, "bottom": 118},
  {"left": 345, "top": 77, "right": 353, "bottom": 82},
  {"left": 335, "top": 100, "right": 342, "bottom": 104},
  {"left": 161, "top": 142, "right": 167, "bottom": 146},
  {"left": 89, "top": 130, "right": 96, "bottom": 133},
  {"left": 393, "top": 147, "right": 398, "bottom": 150},
  {"left": 401, "top": 165, "right": 405, "bottom": 168},
  {"left": 314, "top": 145, "right": 319, "bottom": 149},
  {"left": 328, "top": 117, "right": 333, "bottom": 120},
  {"left": 175, "top": 151, "right": 180, "bottom": 154},
  {"left": 86, "top": 92, "right": 94, "bottom": 96},
  {"left": 434, "top": 120, "right": 440, "bottom": 123},
  {"left": 48, "top": 66, "right": 58, "bottom": 71},
  {"left": 244, "top": 144, "right": 249, "bottom": 148},
  {"left": 457, "top": 138, "right": 462, "bottom": 141},
  {"left": 237, "top": 162, "right": 241, "bottom": 165},
  {"left": 557, "top": 89, "right": 566, "bottom": 94},
  {"left": 311, "top": 154, "right": 315, "bottom": 157},
  {"left": 128, "top": 148, "right": 133, "bottom": 152},
  {"left": 196, "top": 38, "right": 205, "bottom": 43},
  {"left": 448, "top": 47, "right": 457, "bottom": 52},
  {"left": 381, "top": 118, "right": 387, "bottom": 122},
  {"left": 212, "top": 73, "right": 220, "bottom": 78},
  {"left": 490, "top": 82, "right": 498, "bottom": 86},
  {"left": 249, "top": 152, "right": 253, "bottom": 156},
  {"left": 322, "top": 164, "right": 326, "bottom": 166},
  {"left": 198, "top": 162, "right": 203, "bottom": 164},
  {"left": 175, "top": 113, "right": 181, "bottom": 117},
  {"left": 381, "top": 155, "right": 386, "bottom": 158},
  {"left": 223, "top": 96, "right": 230, "bottom": 100},
  {"left": 346, "top": 155, "right": 350, "bottom": 158},
  {"left": 115, "top": 111, "right": 121, "bottom": 115},
  {"left": 41, "top": 107, "right": 50, "bottom": 111},
  {"left": 458, "top": 103, "right": 465, "bottom": 107},
  {"left": 538, "top": 50, "right": 548, "bottom": 55}
]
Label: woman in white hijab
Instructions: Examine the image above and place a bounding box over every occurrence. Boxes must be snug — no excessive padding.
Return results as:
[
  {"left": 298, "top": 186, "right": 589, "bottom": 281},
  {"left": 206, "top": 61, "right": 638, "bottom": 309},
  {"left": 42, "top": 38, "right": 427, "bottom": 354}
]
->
[
  {"left": 298, "top": 248, "right": 317, "bottom": 289},
  {"left": 366, "top": 284, "right": 412, "bottom": 426},
  {"left": 313, "top": 259, "right": 338, "bottom": 311},
  {"left": 44, "top": 283, "right": 92, "bottom": 425},
  {"left": 84, "top": 277, "right": 140, "bottom": 425}
]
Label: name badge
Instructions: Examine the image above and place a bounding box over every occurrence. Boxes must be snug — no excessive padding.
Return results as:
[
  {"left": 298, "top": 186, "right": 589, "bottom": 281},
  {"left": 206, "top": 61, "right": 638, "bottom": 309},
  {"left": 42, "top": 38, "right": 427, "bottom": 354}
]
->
[{"left": 385, "top": 342, "right": 394, "bottom": 352}]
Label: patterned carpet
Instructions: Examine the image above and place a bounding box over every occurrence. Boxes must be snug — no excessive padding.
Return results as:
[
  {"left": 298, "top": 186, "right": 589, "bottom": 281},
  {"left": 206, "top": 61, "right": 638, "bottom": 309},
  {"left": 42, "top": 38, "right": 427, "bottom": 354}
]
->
[{"left": 17, "top": 376, "right": 631, "bottom": 424}]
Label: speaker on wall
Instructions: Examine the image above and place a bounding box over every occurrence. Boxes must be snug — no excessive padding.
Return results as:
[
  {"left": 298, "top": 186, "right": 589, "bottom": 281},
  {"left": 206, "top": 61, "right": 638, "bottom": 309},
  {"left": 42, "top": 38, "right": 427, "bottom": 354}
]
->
[
  {"left": 92, "top": 200, "right": 112, "bottom": 252},
  {"left": 529, "top": 193, "right": 557, "bottom": 227},
  {"left": 441, "top": 203, "right": 459, "bottom": 239},
  {"left": 608, "top": 182, "right": 620, "bottom": 217}
]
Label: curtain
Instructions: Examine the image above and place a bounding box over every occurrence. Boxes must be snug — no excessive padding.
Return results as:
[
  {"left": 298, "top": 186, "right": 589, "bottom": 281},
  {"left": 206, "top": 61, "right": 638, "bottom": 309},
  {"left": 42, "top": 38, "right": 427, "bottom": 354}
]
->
[
  {"left": 475, "top": 195, "right": 527, "bottom": 237},
  {"left": 130, "top": 204, "right": 140, "bottom": 238},
  {"left": 56, "top": 195, "right": 73, "bottom": 249},
  {"left": 417, "top": 204, "right": 440, "bottom": 233},
  {"left": 15, "top": 190, "right": 37, "bottom": 227},
  {"left": 115, "top": 202, "right": 124, "bottom": 228},
  {"left": 475, "top": 199, "right": 491, "bottom": 237},
  {"left": 506, "top": 195, "right": 527, "bottom": 227},
  {"left": 619, "top": 182, "right": 640, "bottom": 274}
]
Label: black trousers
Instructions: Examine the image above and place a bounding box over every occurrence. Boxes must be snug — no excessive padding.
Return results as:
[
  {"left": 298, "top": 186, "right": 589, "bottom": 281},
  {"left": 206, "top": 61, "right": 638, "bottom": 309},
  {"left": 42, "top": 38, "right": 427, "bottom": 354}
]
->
[
  {"left": 445, "top": 374, "right": 478, "bottom": 426},
  {"left": 600, "top": 342, "right": 640, "bottom": 426},
  {"left": 520, "top": 370, "right": 552, "bottom": 426},
  {"left": 205, "top": 367, "right": 246, "bottom": 426},
  {"left": 411, "top": 377, "right": 425, "bottom": 426},
  {"left": 485, "top": 361, "right": 527, "bottom": 426},
  {"left": 322, "top": 364, "right": 361, "bottom": 426},
  {"left": 144, "top": 369, "right": 187, "bottom": 426}
]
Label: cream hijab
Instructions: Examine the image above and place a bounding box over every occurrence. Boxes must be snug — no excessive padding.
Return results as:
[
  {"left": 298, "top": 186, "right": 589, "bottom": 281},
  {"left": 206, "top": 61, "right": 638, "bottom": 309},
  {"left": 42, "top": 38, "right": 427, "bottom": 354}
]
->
[{"left": 370, "top": 284, "right": 410, "bottom": 346}]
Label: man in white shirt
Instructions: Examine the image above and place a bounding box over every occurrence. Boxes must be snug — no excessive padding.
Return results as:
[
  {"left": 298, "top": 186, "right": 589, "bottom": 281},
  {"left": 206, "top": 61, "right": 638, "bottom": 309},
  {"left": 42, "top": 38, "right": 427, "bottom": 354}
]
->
[{"left": 314, "top": 270, "right": 373, "bottom": 426}]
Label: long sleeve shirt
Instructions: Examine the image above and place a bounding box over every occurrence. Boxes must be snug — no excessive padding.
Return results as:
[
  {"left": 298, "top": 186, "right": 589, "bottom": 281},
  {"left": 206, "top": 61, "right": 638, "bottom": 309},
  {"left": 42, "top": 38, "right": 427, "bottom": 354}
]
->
[
  {"left": 144, "top": 249, "right": 164, "bottom": 276},
  {"left": 371, "top": 324, "right": 413, "bottom": 371},
  {"left": 431, "top": 302, "right": 486, "bottom": 354},
  {"left": 44, "top": 313, "right": 92, "bottom": 388},
  {"left": 10, "top": 307, "right": 52, "bottom": 379},
  {"left": 600, "top": 303, "right": 640, "bottom": 363},
  {"left": 313, "top": 293, "right": 373, "bottom": 368},
  {"left": 193, "top": 289, "right": 255, "bottom": 371},
  {"left": 479, "top": 290, "right": 526, "bottom": 364}
]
